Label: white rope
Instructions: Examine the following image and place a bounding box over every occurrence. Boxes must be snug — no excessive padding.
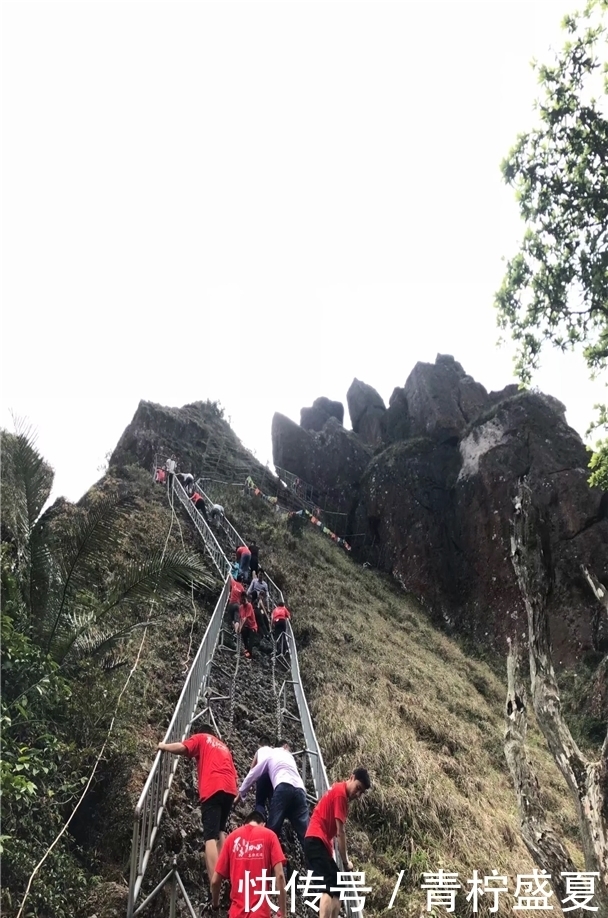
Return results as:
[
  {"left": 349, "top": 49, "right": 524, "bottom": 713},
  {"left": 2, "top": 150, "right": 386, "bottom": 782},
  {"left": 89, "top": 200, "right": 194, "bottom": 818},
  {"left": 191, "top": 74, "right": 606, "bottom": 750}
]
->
[
  {"left": 15, "top": 482, "right": 178, "bottom": 918},
  {"left": 173, "top": 489, "right": 199, "bottom": 669}
]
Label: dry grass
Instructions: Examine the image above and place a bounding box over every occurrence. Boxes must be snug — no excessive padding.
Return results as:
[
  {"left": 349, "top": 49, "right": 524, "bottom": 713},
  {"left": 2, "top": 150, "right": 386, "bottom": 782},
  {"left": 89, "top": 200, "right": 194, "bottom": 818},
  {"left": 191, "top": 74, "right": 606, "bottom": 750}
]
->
[{"left": 207, "top": 484, "right": 585, "bottom": 918}]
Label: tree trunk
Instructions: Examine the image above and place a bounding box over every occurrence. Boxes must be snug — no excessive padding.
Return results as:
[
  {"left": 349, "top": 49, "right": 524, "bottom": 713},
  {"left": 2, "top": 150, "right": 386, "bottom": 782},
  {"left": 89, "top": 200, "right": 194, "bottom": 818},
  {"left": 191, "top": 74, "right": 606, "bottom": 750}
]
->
[
  {"left": 510, "top": 478, "right": 608, "bottom": 911},
  {"left": 504, "top": 637, "right": 577, "bottom": 902}
]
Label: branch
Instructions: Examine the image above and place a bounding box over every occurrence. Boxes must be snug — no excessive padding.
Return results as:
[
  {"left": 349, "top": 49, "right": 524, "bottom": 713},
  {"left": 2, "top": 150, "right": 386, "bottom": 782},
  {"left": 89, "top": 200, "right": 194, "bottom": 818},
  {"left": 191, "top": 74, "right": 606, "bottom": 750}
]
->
[
  {"left": 510, "top": 478, "right": 590, "bottom": 800},
  {"left": 504, "top": 637, "right": 577, "bottom": 900}
]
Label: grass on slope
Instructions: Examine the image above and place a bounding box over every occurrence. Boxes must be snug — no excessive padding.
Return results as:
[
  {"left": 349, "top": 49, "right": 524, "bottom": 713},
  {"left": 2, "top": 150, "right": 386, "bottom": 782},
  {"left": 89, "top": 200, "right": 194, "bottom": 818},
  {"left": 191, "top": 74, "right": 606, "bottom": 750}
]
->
[{"left": 205, "top": 483, "right": 583, "bottom": 918}]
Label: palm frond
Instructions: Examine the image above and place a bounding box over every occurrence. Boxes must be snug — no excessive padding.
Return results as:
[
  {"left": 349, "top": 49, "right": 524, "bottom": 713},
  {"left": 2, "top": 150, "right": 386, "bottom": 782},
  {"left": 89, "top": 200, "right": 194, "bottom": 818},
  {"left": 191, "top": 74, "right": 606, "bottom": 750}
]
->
[
  {"left": 6, "top": 419, "right": 54, "bottom": 533},
  {"left": 98, "top": 549, "right": 213, "bottom": 617},
  {"left": 0, "top": 423, "right": 53, "bottom": 585},
  {"left": 59, "top": 618, "right": 155, "bottom": 664},
  {"left": 44, "top": 495, "right": 127, "bottom": 652}
]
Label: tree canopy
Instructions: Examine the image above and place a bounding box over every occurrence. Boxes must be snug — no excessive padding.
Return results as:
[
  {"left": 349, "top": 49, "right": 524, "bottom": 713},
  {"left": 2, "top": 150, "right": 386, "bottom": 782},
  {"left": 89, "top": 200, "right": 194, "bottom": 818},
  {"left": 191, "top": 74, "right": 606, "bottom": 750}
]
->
[{"left": 495, "top": 0, "right": 608, "bottom": 487}]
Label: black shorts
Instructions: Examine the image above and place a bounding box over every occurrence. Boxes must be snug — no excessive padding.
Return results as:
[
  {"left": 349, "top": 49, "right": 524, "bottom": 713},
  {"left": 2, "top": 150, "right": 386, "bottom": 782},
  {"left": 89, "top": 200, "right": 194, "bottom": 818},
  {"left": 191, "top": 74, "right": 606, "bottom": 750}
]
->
[
  {"left": 303, "top": 836, "right": 339, "bottom": 897},
  {"left": 227, "top": 602, "right": 240, "bottom": 623},
  {"left": 200, "top": 791, "right": 235, "bottom": 841}
]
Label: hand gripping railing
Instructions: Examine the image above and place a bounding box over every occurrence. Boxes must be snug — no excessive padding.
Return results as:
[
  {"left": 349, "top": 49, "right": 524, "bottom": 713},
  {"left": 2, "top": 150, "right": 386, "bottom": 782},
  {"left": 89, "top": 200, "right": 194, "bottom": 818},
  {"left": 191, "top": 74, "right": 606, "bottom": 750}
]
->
[
  {"left": 126, "top": 575, "right": 231, "bottom": 918},
  {"left": 195, "top": 480, "right": 285, "bottom": 609},
  {"left": 172, "top": 479, "right": 231, "bottom": 579}
]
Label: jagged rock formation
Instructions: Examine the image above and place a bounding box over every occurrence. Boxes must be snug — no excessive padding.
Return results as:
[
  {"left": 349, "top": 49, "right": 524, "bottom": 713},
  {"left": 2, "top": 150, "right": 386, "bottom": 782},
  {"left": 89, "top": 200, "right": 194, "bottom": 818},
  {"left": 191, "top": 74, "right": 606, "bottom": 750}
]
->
[
  {"left": 404, "top": 354, "right": 489, "bottom": 441},
  {"left": 272, "top": 356, "right": 608, "bottom": 663},
  {"left": 300, "top": 397, "right": 344, "bottom": 432},
  {"left": 110, "top": 399, "right": 271, "bottom": 485}
]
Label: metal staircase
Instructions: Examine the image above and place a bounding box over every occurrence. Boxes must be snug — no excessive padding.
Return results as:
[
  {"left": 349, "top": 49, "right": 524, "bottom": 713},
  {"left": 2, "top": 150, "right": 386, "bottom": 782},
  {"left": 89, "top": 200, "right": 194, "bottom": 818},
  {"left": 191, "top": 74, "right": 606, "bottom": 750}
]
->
[{"left": 126, "top": 476, "right": 361, "bottom": 916}]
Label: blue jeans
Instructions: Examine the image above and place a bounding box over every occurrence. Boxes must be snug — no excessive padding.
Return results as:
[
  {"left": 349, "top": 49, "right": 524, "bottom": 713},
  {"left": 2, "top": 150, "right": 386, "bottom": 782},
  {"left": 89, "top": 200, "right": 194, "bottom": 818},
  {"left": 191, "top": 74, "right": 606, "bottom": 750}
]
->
[
  {"left": 267, "top": 783, "right": 309, "bottom": 848},
  {"left": 255, "top": 772, "right": 273, "bottom": 817},
  {"left": 239, "top": 552, "right": 251, "bottom": 579}
]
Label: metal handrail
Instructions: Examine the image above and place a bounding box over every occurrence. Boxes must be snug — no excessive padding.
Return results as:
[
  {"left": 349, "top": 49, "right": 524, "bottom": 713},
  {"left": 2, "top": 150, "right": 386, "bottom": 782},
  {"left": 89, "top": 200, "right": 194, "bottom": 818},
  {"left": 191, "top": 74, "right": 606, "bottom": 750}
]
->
[
  {"left": 126, "top": 575, "right": 231, "bottom": 918},
  {"left": 284, "top": 621, "right": 360, "bottom": 916},
  {"left": 173, "top": 479, "right": 231, "bottom": 578},
  {"left": 195, "top": 480, "right": 285, "bottom": 609}
]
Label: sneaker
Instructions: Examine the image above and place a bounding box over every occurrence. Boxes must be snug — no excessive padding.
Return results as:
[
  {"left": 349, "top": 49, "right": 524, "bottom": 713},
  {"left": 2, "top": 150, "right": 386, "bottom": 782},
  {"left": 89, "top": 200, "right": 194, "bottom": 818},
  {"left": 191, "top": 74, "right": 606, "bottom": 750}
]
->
[{"left": 244, "top": 650, "right": 252, "bottom": 660}]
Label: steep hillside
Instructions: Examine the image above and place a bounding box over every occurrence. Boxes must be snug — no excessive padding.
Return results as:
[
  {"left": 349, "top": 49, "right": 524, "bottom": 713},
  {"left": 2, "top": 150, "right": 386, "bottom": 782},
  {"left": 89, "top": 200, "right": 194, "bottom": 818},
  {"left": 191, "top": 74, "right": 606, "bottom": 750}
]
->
[{"left": 4, "top": 405, "right": 601, "bottom": 918}]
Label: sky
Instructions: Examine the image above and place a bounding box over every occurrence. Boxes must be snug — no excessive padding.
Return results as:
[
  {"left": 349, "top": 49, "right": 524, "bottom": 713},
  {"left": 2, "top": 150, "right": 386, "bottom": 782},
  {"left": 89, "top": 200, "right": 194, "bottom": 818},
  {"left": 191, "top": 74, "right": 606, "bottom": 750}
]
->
[{"left": 2, "top": 0, "right": 604, "bottom": 504}]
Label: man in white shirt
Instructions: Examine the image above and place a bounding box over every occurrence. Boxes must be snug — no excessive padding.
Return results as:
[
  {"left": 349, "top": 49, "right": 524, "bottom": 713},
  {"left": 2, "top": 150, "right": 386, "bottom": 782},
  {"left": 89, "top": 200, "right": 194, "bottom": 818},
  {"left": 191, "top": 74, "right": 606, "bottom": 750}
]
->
[
  {"left": 165, "top": 456, "right": 176, "bottom": 488},
  {"left": 209, "top": 503, "right": 225, "bottom": 523},
  {"left": 238, "top": 743, "right": 309, "bottom": 850}
]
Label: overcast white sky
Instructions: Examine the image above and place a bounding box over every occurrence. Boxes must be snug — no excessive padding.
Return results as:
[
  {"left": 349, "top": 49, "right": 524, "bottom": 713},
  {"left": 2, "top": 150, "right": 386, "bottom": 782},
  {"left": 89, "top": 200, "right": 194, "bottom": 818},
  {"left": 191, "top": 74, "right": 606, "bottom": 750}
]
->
[{"left": 2, "top": 1, "right": 603, "bottom": 503}]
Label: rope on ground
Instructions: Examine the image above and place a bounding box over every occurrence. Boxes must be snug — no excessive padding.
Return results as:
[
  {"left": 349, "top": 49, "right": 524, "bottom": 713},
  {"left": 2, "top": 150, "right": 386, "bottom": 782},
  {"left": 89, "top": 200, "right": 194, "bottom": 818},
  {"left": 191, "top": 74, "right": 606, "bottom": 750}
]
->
[{"left": 15, "top": 480, "right": 179, "bottom": 918}]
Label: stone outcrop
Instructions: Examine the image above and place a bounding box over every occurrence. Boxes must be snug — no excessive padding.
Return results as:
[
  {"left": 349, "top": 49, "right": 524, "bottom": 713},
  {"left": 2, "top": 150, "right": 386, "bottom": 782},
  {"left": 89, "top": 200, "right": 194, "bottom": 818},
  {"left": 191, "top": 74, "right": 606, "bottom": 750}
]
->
[
  {"left": 272, "top": 412, "right": 371, "bottom": 514},
  {"left": 110, "top": 399, "right": 270, "bottom": 484},
  {"left": 355, "top": 391, "right": 607, "bottom": 662},
  {"left": 300, "top": 397, "right": 344, "bottom": 432},
  {"left": 382, "top": 387, "right": 411, "bottom": 444},
  {"left": 346, "top": 379, "right": 386, "bottom": 449},
  {"left": 404, "top": 354, "right": 490, "bottom": 442},
  {"left": 273, "top": 358, "right": 608, "bottom": 663}
]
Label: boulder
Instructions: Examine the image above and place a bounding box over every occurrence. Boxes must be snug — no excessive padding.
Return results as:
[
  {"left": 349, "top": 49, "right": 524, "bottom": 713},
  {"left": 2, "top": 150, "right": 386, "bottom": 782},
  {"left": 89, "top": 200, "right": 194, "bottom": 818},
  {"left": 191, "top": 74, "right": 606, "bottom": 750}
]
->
[
  {"left": 404, "top": 354, "right": 492, "bottom": 442},
  {"left": 346, "top": 379, "right": 386, "bottom": 448},
  {"left": 346, "top": 380, "right": 385, "bottom": 430},
  {"left": 300, "top": 397, "right": 344, "bottom": 432},
  {"left": 382, "top": 387, "right": 411, "bottom": 444}
]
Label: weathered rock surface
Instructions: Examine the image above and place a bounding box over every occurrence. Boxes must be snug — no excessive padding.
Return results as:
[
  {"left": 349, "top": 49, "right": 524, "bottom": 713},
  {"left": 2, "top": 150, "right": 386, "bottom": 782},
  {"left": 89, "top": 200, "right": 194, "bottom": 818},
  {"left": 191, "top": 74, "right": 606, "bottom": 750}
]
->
[
  {"left": 404, "top": 353, "right": 490, "bottom": 441},
  {"left": 300, "top": 397, "right": 344, "bottom": 432},
  {"left": 272, "top": 412, "right": 371, "bottom": 514},
  {"left": 274, "top": 359, "right": 608, "bottom": 663},
  {"left": 355, "top": 391, "right": 608, "bottom": 662},
  {"left": 110, "top": 399, "right": 270, "bottom": 485},
  {"left": 382, "top": 387, "right": 411, "bottom": 444},
  {"left": 346, "top": 379, "right": 386, "bottom": 449}
]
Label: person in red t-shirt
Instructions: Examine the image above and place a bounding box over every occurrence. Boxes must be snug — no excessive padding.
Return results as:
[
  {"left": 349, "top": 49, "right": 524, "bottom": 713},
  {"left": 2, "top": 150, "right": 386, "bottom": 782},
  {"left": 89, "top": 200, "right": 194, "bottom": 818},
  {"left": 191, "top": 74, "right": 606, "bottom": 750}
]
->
[
  {"left": 158, "top": 726, "right": 239, "bottom": 882},
  {"left": 226, "top": 576, "right": 246, "bottom": 631},
  {"left": 235, "top": 592, "right": 257, "bottom": 659},
  {"left": 190, "top": 490, "right": 209, "bottom": 522},
  {"left": 211, "top": 810, "right": 286, "bottom": 918},
  {"left": 303, "top": 768, "right": 371, "bottom": 918},
  {"left": 271, "top": 604, "right": 291, "bottom": 656}
]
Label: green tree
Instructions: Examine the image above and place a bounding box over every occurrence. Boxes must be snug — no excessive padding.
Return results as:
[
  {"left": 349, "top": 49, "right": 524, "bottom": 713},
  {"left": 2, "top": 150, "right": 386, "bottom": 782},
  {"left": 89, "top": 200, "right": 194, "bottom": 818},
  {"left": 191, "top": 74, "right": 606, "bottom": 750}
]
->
[
  {"left": 0, "top": 423, "right": 213, "bottom": 916},
  {"left": 495, "top": 0, "right": 608, "bottom": 486}
]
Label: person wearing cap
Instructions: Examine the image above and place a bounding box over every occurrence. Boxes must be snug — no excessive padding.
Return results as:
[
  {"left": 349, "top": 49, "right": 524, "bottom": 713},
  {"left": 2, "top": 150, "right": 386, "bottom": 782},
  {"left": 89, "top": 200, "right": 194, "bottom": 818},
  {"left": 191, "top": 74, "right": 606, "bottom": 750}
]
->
[{"left": 303, "top": 768, "right": 371, "bottom": 918}]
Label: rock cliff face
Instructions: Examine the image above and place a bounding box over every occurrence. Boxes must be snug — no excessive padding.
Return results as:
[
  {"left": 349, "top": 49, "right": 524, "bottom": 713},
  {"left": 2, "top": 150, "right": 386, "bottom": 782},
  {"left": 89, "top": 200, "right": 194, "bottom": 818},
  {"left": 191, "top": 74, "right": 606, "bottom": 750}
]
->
[
  {"left": 272, "top": 356, "right": 608, "bottom": 663},
  {"left": 272, "top": 413, "right": 371, "bottom": 514}
]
